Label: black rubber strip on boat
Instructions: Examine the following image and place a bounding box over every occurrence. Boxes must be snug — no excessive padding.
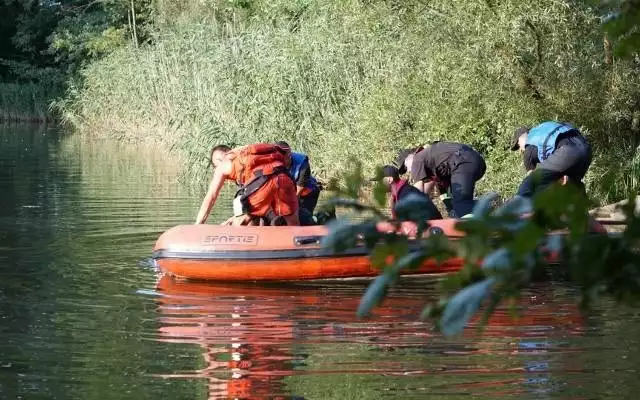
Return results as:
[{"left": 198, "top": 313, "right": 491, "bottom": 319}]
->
[
  {"left": 151, "top": 246, "right": 373, "bottom": 260},
  {"left": 152, "top": 231, "right": 616, "bottom": 261}
]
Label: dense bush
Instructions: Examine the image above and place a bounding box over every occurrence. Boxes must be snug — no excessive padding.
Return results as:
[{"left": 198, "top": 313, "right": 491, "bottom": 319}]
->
[{"left": 60, "top": 0, "right": 640, "bottom": 200}]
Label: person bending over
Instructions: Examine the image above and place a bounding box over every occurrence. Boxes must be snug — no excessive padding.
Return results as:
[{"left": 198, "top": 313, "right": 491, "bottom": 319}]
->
[
  {"left": 396, "top": 141, "right": 486, "bottom": 218},
  {"left": 510, "top": 121, "right": 592, "bottom": 198},
  {"left": 195, "top": 143, "right": 300, "bottom": 226},
  {"left": 275, "top": 141, "right": 323, "bottom": 226},
  {"left": 380, "top": 165, "right": 442, "bottom": 220}
]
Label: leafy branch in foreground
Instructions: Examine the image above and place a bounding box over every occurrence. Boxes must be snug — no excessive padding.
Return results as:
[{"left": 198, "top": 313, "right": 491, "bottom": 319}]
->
[{"left": 320, "top": 163, "right": 640, "bottom": 337}]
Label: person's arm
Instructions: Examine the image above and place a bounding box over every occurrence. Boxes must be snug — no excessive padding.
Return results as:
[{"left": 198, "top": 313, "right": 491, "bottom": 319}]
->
[
  {"left": 523, "top": 145, "right": 539, "bottom": 174},
  {"left": 412, "top": 180, "right": 435, "bottom": 195},
  {"left": 296, "top": 160, "right": 312, "bottom": 196},
  {"left": 424, "top": 180, "right": 436, "bottom": 194},
  {"left": 409, "top": 152, "right": 431, "bottom": 188},
  {"left": 195, "top": 160, "right": 231, "bottom": 224}
]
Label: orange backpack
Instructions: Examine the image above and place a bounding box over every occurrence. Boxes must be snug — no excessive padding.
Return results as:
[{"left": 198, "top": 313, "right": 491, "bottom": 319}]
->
[{"left": 228, "top": 143, "right": 289, "bottom": 186}]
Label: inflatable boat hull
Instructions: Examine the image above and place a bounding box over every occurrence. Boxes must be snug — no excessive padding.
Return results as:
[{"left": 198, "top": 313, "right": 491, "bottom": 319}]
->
[
  {"left": 152, "top": 220, "right": 465, "bottom": 281},
  {"left": 152, "top": 218, "right": 608, "bottom": 282}
]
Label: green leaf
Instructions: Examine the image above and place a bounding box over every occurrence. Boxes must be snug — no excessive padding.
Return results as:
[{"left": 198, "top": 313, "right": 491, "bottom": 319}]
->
[
  {"left": 391, "top": 237, "right": 409, "bottom": 258},
  {"left": 391, "top": 251, "right": 429, "bottom": 272},
  {"left": 510, "top": 223, "right": 545, "bottom": 256},
  {"left": 478, "top": 292, "right": 503, "bottom": 335},
  {"left": 357, "top": 273, "right": 393, "bottom": 318},
  {"left": 394, "top": 193, "right": 438, "bottom": 221},
  {"left": 321, "top": 219, "right": 360, "bottom": 252},
  {"left": 373, "top": 179, "right": 388, "bottom": 208},
  {"left": 481, "top": 248, "right": 511, "bottom": 272},
  {"left": 471, "top": 192, "right": 499, "bottom": 217},
  {"left": 440, "top": 277, "right": 496, "bottom": 336},
  {"left": 371, "top": 243, "right": 392, "bottom": 269},
  {"left": 494, "top": 195, "right": 533, "bottom": 217}
]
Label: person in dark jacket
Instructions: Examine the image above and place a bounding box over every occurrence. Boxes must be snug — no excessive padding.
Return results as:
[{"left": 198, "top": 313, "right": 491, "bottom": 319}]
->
[
  {"left": 396, "top": 141, "right": 486, "bottom": 218},
  {"left": 510, "top": 121, "right": 592, "bottom": 197},
  {"left": 380, "top": 165, "right": 442, "bottom": 220},
  {"left": 275, "top": 141, "right": 323, "bottom": 225}
]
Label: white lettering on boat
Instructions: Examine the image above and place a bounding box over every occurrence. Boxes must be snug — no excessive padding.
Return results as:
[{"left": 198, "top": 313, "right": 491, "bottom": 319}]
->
[{"left": 202, "top": 234, "right": 259, "bottom": 246}]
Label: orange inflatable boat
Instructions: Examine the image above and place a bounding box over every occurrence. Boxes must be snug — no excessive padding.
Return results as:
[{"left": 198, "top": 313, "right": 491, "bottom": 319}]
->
[
  {"left": 151, "top": 219, "right": 466, "bottom": 281},
  {"left": 152, "top": 217, "right": 609, "bottom": 282}
]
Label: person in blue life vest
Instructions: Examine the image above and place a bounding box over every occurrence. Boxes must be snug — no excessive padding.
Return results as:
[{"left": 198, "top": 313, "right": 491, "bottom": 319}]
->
[
  {"left": 379, "top": 165, "right": 442, "bottom": 220},
  {"left": 510, "top": 121, "right": 592, "bottom": 198},
  {"left": 275, "top": 141, "right": 323, "bottom": 226},
  {"left": 395, "top": 142, "right": 486, "bottom": 218}
]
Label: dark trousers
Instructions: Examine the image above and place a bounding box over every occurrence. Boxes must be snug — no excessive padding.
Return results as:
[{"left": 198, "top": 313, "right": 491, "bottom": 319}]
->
[
  {"left": 299, "top": 189, "right": 320, "bottom": 226},
  {"left": 517, "top": 136, "right": 592, "bottom": 198},
  {"left": 449, "top": 152, "right": 487, "bottom": 217}
]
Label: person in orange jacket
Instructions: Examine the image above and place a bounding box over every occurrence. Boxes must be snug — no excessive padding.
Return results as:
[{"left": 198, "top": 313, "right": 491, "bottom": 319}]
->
[{"left": 195, "top": 143, "right": 300, "bottom": 226}]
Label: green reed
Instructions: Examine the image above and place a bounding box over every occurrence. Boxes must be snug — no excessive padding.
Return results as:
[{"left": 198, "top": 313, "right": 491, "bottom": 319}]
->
[
  {"left": 0, "top": 82, "right": 57, "bottom": 123},
  {"left": 57, "top": 0, "right": 640, "bottom": 201}
]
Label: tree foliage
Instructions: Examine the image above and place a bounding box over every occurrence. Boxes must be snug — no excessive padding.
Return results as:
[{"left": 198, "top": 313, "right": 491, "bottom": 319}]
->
[
  {"left": 0, "top": 0, "right": 152, "bottom": 83},
  {"left": 322, "top": 162, "right": 640, "bottom": 336}
]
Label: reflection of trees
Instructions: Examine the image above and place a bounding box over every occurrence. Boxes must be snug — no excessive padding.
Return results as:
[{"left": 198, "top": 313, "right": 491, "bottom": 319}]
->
[
  {"left": 0, "top": 125, "right": 76, "bottom": 398},
  {"left": 0, "top": 128, "right": 203, "bottom": 399},
  {"left": 153, "top": 276, "right": 601, "bottom": 400}
]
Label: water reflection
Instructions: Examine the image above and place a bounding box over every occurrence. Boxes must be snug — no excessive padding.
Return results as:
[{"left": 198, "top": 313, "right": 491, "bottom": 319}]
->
[
  {"left": 155, "top": 276, "right": 301, "bottom": 399},
  {"left": 152, "top": 275, "right": 602, "bottom": 399},
  {"left": 2, "top": 125, "right": 639, "bottom": 400}
]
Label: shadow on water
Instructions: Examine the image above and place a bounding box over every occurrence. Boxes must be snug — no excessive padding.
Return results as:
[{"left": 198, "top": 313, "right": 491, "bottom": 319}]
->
[{"left": 1, "top": 125, "right": 639, "bottom": 399}]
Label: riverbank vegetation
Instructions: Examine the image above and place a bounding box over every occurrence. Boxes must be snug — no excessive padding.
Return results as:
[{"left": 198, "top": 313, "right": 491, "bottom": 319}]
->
[
  {"left": 58, "top": 0, "right": 640, "bottom": 201},
  {"left": 0, "top": 0, "right": 151, "bottom": 122},
  {"left": 2, "top": 0, "right": 639, "bottom": 201}
]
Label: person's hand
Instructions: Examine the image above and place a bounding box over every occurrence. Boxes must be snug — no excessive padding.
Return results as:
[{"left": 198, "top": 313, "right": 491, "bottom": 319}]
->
[
  {"left": 221, "top": 215, "right": 251, "bottom": 226},
  {"left": 221, "top": 216, "right": 236, "bottom": 226}
]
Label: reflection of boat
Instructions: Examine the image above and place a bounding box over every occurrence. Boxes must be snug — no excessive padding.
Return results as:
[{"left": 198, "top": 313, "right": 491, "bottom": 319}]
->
[
  {"left": 152, "top": 220, "right": 466, "bottom": 281},
  {"left": 153, "top": 275, "right": 438, "bottom": 399},
  {"left": 153, "top": 275, "right": 587, "bottom": 399}
]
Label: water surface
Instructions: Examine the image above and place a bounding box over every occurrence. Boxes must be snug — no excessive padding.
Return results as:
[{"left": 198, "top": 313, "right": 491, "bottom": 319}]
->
[{"left": 0, "top": 125, "right": 638, "bottom": 399}]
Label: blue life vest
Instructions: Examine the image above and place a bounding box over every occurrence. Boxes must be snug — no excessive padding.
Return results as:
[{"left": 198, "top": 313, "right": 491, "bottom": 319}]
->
[
  {"left": 525, "top": 121, "right": 577, "bottom": 161},
  {"left": 290, "top": 152, "right": 319, "bottom": 192}
]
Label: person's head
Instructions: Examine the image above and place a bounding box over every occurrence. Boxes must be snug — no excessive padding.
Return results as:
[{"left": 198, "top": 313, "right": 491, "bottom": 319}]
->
[
  {"left": 381, "top": 165, "right": 400, "bottom": 187},
  {"left": 210, "top": 144, "right": 231, "bottom": 168},
  {"left": 395, "top": 146, "right": 423, "bottom": 174},
  {"left": 510, "top": 126, "right": 531, "bottom": 153},
  {"left": 275, "top": 140, "right": 293, "bottom": 167}
]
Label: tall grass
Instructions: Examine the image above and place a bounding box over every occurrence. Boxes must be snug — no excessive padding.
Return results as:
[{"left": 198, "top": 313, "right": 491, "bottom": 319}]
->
[
  {"left": 59, "top": 0, "right": 640, "bottom": 200},
  {"left": 0, "top": 82, "right": 57, "bottom": 123}
]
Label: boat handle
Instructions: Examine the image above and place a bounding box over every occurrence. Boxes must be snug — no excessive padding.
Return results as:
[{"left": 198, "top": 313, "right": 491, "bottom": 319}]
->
[{"left": 294, "top": 236, "right": 323, "bottom": 246}]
